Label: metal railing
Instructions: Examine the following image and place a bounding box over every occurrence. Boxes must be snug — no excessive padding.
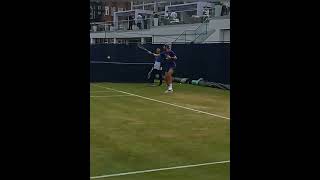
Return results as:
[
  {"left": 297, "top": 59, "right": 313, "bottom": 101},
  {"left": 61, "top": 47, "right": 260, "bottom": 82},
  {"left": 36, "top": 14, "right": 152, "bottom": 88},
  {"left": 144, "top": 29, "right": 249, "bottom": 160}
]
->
[
  {"left": 172, "top": 18, "right": 210, "bottom": 44},
  {"left": 90, "top": 18, "right": 153, "bottom": 32},
  {"left": 156, "top": 15, "right": 208, "bottom": 26},
  {"left": 192, "top": 20, "right": 210, "bottom": 43},
  {"left": 90, "top": 13, "right": 225, "bottom": 33}
]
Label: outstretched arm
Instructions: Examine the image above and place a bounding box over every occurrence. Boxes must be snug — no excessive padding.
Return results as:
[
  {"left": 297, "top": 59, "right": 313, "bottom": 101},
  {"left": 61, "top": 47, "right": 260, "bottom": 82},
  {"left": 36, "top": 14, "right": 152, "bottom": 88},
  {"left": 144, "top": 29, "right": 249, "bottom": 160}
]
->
[
  {"left": 149, "top": 52, "right": 160, "bottom": 56},
  {"left": 166, "top": 55, "right": 177, "bottom": 60}
]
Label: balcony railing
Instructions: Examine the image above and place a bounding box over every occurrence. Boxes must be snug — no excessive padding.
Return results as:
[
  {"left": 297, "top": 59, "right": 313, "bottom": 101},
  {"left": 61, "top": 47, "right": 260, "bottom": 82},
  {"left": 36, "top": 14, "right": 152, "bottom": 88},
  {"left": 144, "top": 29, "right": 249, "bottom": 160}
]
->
[{"left": 90, "top": 13, "right": 229, "bottom": 33}]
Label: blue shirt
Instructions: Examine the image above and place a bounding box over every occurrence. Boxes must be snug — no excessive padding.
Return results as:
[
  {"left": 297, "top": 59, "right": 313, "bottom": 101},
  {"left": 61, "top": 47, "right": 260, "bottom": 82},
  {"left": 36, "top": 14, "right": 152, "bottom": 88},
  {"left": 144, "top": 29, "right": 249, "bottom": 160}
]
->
[
  {"left": 166, "top": 50, "right": 176, "bottom": 59},
  {"left": 155, "top": 54, "right": 161, "bottom": 62},
  {"left": 161, "top": 50, "right": 177, "bottom": 66}
]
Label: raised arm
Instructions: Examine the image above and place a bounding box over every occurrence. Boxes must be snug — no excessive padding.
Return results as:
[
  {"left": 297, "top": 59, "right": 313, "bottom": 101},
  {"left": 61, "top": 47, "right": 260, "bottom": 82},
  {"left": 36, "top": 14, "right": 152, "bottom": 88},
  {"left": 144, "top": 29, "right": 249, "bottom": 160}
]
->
[{"left": 166, "top": 51, "right": 177, "bottom": 60}]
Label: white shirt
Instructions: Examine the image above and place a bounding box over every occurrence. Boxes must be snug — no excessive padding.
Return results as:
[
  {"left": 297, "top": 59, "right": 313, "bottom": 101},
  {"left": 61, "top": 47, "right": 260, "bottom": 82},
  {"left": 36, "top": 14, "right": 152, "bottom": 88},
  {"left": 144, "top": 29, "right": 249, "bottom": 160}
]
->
[
  {"left": 225, "top": 1, "right": 230, "bottom": 8},
  {"left": 170, "top": 12, "right": 177, "bottom": 19},
  {"left": 153, "top": 61, "right": 161, "bottom": 70},
  {"left": 137, "top": 15, "right": 142, "bottom": 23}
]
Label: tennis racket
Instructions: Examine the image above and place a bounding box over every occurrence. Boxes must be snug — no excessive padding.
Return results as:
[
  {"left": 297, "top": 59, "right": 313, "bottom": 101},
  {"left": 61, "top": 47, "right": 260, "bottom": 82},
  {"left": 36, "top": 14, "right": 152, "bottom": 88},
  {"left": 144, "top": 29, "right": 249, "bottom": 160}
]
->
[{"left": 137, "top": 44, "right": 152, "bottom": 54}]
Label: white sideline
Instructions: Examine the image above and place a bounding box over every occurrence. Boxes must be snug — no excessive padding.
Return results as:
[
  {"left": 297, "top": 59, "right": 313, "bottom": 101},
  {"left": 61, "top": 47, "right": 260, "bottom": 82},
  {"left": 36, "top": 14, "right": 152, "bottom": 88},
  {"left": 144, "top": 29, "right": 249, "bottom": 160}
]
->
[
  {"left": 90, "top": 91, "right": 114, "bottom": 93},
  {"left": 90, "top": 160, "right": 230, "bottom": 179},
  {"left": 90, "top": 95, "right": 133, "bottom": 98},
  {"left": 93, "top": 84, "right": 230, "bottom": 120}
]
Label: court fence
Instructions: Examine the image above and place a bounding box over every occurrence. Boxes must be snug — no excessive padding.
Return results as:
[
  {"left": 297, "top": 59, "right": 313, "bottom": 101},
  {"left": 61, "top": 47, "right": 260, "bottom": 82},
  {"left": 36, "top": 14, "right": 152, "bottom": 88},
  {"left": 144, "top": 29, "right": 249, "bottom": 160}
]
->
[{"left": 90, "top": 43, "right": 229, "bottom": 84}]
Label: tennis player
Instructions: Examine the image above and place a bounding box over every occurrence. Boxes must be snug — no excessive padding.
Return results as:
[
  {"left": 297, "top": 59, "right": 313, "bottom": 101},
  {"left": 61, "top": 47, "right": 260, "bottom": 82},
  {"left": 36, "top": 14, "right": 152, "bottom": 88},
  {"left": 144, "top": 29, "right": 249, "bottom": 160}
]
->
[
  {"left": 161, "top": 44, "right": 177, "bottom": 93},
  {"left": 149, "top": 48, "right": 163, "bottom": 86}
]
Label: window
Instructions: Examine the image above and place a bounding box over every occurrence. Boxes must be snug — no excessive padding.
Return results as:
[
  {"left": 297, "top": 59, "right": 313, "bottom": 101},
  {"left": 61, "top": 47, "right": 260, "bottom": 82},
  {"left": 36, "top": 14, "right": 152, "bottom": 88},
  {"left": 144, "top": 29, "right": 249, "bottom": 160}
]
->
[
  {"left": 222, "top": 29, "right": 230, "bottom": 42},
  {"left": 144, "top": 5, "right": 153, "bottom": 11},
  {"left": 145, "top": 37, "right": 152, "bottom": 43},
  {"left": 168, "top": 4, "right": 197, "bottom": 12},
  {"left": 105, "top": 6, "right": 109, "bottom": 15},
  {"left": 110, "top": 6, "right": 116, "bottom": 16},
  {"left": 95, "top": 38, "right": 108, "bottom": 44},
  {"left": 158, "top": 6, "right": 165, "bottom": 12},
  {"left": 171, "top": 1, "right": 185, "bottom": 5},
  {"left": 90, "top": 7, "right": 94, "bottom": 19},
  {"left": 133, "top": 6, "right": 143, "bottom": 10}
]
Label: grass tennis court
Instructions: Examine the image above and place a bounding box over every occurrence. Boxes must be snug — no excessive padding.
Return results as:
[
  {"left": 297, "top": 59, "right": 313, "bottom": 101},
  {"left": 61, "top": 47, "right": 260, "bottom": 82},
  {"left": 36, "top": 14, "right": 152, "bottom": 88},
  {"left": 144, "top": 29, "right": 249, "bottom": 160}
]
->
[{"left": 90, "top": 82, "right": 230, "bottom": 180}]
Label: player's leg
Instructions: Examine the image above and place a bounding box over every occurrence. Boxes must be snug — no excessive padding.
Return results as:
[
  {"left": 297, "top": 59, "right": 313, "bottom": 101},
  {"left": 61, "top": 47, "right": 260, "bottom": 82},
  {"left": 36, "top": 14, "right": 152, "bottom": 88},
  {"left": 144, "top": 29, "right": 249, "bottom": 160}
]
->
[
  {"left": 147, "top": 67, "right": 154, "bottom": 82},
  {"left": 150, "top": 69, "right": 158, "bottom": 86},
  {"left": 164, "top": 65, "right": 170, "bottom": 87},
  {"left": 164, "top": 72, "right": 169, "bottom": 85},
  {"left": 164, "top": 68, "right": 174, "bottom": 93},
  {"left": 167, "top": 68, "right": 174, "bottom": 91},
  {"left": 158, "top": 70, "right": 163, "bottom": 86},
  {"left": 149, "top": 69, "right": 156, "bottom": 85}
]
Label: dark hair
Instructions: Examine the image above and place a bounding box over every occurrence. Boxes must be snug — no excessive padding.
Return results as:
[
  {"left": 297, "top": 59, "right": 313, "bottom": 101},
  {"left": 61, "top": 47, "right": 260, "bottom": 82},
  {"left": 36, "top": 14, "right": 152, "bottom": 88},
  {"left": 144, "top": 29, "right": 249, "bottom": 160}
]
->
[{"left": 163, "top": 44, "right": 170, "bottom": 49}]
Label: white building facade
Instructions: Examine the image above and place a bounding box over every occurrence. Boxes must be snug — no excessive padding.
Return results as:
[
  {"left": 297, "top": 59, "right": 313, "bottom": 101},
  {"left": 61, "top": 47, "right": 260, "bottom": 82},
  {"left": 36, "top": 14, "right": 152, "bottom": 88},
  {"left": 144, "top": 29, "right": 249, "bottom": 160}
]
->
[{"left": 90, "top": 0, "right": 230, "bottom": 44}]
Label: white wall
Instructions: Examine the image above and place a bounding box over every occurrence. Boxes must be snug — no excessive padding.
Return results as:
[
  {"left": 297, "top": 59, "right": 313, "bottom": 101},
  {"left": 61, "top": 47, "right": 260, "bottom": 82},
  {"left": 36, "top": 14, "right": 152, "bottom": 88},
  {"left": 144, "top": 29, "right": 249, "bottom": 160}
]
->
[
  {"left": 90, "top": 23, "right": 200, "bottom": 42},
  {"left": 221, "top": 29, "right": 230, "bottom": 41},
  {"left": 203, "top": 18, "right": 230, "bottom": 43}
]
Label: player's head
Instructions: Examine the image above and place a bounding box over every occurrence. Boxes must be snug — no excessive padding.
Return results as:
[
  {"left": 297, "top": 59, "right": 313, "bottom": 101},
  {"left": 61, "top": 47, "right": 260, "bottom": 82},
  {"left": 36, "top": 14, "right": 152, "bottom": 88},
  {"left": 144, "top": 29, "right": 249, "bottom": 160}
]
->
[
  {"left": 155, "top": 48, "right": 161, "bottom": 54},
  {"left": 163, "top": 44, "right": 170, "bottom": 51}
]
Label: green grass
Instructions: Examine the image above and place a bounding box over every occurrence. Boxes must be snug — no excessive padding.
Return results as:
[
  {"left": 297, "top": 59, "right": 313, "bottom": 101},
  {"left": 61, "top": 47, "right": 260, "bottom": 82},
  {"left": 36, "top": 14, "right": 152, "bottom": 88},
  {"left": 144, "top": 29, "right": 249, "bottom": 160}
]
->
[{"left": 90, "top": 82, "right": 230, "bottom": 180}]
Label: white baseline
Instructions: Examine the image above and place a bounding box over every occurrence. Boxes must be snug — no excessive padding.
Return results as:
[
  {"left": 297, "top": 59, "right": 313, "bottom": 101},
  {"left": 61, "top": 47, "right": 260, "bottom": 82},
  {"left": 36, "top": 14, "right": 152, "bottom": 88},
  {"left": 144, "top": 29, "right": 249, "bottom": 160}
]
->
[
  {"left": 90, "top": 160, "right": 230, "bottom": 179},
  {"left": 93, "top": 84, "right": 230, "bottom": 120},
  {"left": 90, "top": 95, "right": 133, "bottom": 98},
  {"left": 90, "top": 91, "right": 115, "bottom": 93}
]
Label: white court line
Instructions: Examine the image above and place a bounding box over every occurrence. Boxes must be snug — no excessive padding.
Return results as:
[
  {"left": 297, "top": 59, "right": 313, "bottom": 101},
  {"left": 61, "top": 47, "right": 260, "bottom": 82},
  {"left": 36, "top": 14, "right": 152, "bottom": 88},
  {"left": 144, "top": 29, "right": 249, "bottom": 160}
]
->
[
  {"left": 90, "top": 95, "right": 133, "bottom": 98},
  {"left": 90, "top": 160, "right": 230, "bottom": 179},
  {"left": 90, "top": 91, "right": 114, "bottom": 93},
  {"left": 93, "top": 84, "right": 230, "bottom": 120}
]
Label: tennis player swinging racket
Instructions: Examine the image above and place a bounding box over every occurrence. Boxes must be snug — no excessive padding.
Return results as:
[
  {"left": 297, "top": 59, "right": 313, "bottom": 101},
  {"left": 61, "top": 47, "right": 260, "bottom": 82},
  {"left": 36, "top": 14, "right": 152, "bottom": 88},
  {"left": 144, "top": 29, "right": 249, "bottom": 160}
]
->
[
  {"left": 161, "top": 44, "right": 177, "bottom": 93},
  {"left": 148, "top": 48, "right": 163, "bottom": 86},
  {"left": 137, "top": 44, "right": 164, "bottom": 86}
]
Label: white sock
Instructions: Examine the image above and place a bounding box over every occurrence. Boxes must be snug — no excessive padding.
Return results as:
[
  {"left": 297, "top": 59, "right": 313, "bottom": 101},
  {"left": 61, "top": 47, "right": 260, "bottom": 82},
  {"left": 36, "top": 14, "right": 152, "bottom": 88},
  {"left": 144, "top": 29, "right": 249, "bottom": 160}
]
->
[{"left": 169, "top": 83, "right": 173, "bottom": 90}]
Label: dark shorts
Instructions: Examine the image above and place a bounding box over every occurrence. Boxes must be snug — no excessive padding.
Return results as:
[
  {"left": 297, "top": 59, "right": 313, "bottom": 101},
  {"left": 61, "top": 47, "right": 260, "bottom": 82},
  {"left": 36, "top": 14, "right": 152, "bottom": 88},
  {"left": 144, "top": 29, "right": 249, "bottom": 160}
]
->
[{"left": 163, "top": 62, "right": 176, "bottom": 72}]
